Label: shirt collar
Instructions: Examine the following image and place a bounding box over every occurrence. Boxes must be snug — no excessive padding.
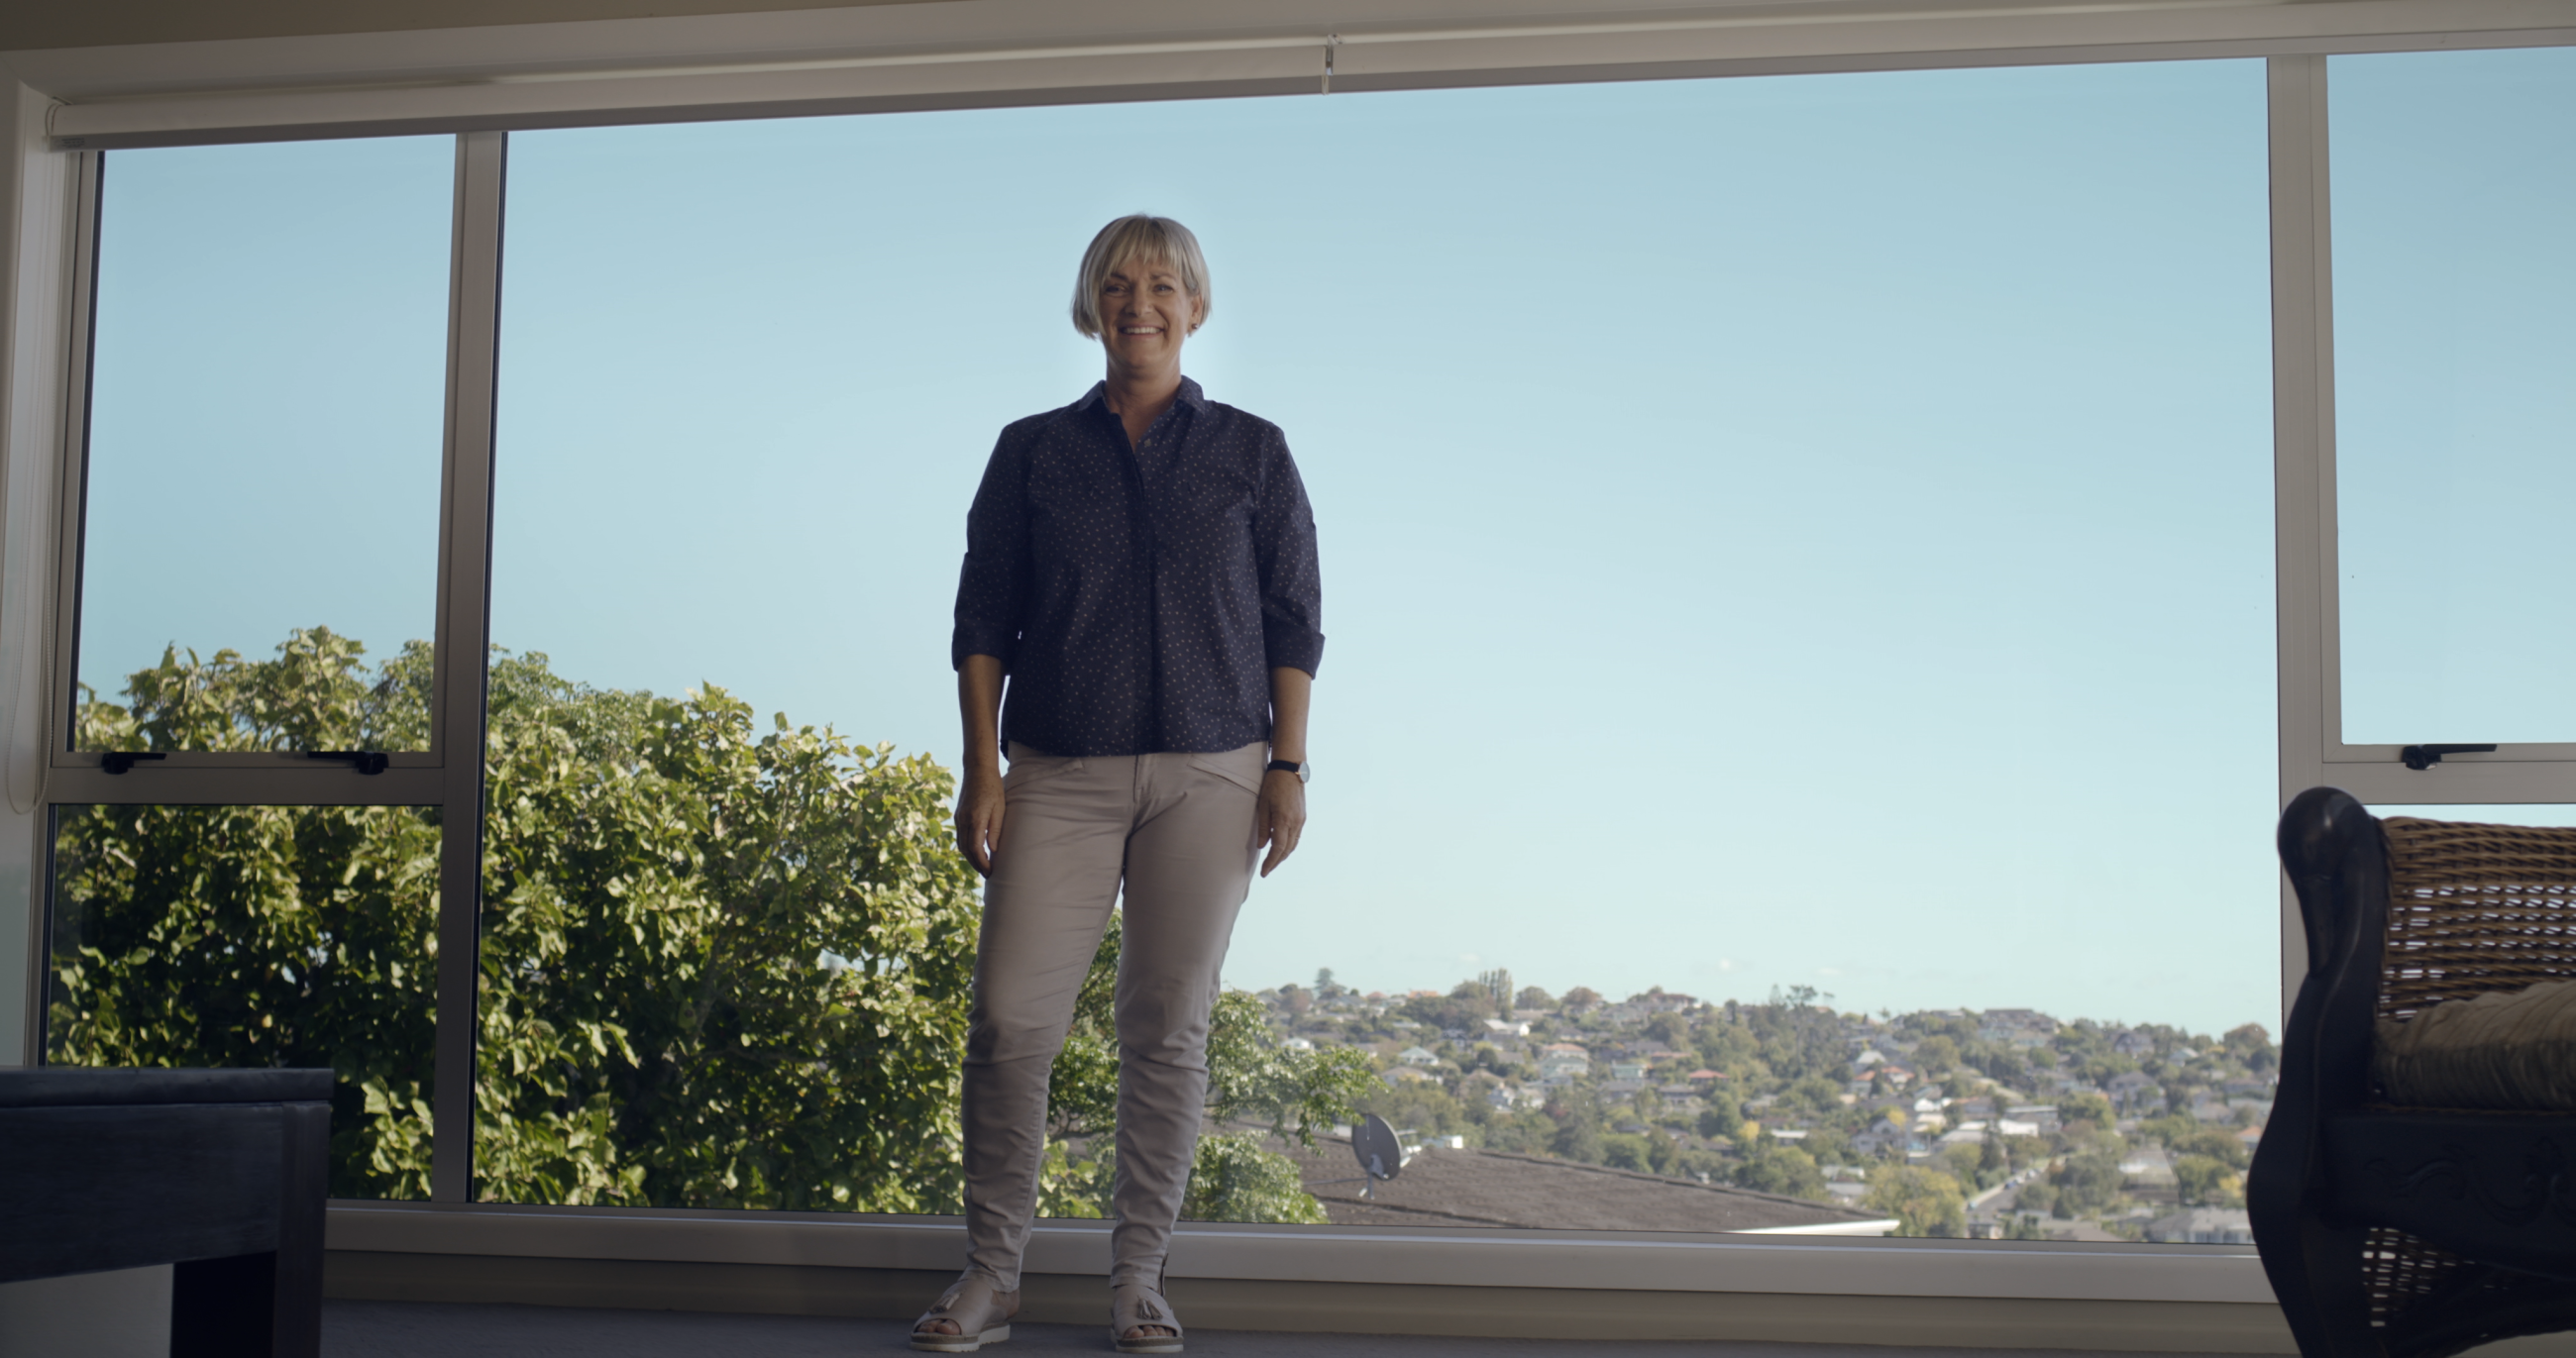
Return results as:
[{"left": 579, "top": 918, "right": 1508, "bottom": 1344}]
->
[{"left": 1074, "top": 377, "right": 1209, "bottom": 413}]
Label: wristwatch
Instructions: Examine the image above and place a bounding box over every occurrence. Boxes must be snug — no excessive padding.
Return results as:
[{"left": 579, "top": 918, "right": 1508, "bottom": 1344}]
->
[{"left": 1265, "top": 758, "right": 1310, "bottom": 784}]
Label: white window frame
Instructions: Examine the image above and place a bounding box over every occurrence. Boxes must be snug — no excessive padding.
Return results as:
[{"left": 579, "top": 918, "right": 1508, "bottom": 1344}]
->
[{"left": 7, "top": 0, "right": 2576, "bottom": 1315}]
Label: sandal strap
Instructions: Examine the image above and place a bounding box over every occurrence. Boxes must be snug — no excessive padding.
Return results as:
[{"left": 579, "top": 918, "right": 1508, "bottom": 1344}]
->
[
  {"left": 1112, "top": 1283, "right": 1184, "bottom": 1339},
  {"left": 916, "top": 1272, "right": 1018, "bottom": 1334}
]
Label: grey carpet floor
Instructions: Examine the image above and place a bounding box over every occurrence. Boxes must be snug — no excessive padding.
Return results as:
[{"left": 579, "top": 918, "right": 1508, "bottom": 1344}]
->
[{"left": 324, "top": 1300, "right": 2256, "bottom": 1358}]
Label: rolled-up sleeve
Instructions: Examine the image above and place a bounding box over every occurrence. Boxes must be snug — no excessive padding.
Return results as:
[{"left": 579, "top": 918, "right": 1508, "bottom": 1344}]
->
[
  {"left": 951, "top": 433, "right": 1028, "bottom": 672},
  {"left": 1253, "top": 436, "right": 1326, "bottom": 677}
]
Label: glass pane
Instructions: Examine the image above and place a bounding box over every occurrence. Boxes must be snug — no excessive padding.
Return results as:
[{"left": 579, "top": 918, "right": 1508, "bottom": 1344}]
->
[
  {"left": 76, "top": 138, "right": 452, "bottom": 752},
  {"left": 483, "top": 59, "right": 2275, "bottom": 1239},
  {"left": 46, "top": 804, "right": 442, "bottom": 1200},
  {"left": 2331, "top": 48, "right": 2576, "bottom": 746}
]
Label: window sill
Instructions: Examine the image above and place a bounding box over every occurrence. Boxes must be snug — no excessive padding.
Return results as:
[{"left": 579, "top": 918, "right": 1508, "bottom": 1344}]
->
[{"left": 326, "top": 1200, "right": 2272, "bottom": 1305}]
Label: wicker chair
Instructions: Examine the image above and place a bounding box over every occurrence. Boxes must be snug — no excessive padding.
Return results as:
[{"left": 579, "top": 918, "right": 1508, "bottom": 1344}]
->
[{"left": 2252, "top": 787, "right": 2576, "bottom": 1358}]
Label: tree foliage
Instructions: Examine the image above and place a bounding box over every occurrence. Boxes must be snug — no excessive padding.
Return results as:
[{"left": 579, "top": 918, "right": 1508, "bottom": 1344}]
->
[{"left": 1867, "top": 1163, "right": 1968, "bottom": 1237}]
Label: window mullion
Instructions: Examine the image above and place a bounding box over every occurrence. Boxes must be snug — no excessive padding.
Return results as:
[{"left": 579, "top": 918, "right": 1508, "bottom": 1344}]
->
[
  {"left": 430, "top": 130, "right": 506, "bottom": 1204},
  {"left": 2268, "top": 52, "right": 2331, "bottom": 1029}
]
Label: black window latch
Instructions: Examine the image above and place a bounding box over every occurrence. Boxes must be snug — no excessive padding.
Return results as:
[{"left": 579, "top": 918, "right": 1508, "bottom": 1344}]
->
[
  {"left": 2401, "top": 744, "right": 2497, "bottom": 771},
  {"left": 99, "top": 752, "right": 166, "bottom": 775},
  {"left": 304, "top": 751, "right": 390, "bottom": 775}
]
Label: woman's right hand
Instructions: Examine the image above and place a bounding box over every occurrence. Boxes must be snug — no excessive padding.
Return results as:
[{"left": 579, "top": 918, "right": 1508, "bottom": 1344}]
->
[
  {"left": 956, "top": 766, "right": 1007, "bottom": 877},
  {"left": 954, "top": 655, "right": 1009, "bottom": 877}
]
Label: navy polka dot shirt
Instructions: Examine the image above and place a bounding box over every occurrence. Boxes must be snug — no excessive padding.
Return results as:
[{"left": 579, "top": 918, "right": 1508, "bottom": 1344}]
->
[{"left": 951, "top": 378, "right": 1324, "bottom": 759}]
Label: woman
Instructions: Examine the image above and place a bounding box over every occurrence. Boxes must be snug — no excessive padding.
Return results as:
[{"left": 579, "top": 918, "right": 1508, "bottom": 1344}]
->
[{"left": 913, "top": 215, "right": 1323, "bottom": 1355}]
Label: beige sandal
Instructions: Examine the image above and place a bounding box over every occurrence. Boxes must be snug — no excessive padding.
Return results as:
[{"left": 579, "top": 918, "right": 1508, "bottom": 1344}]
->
[
  {"left": 911, "top": 1272, "right": 1019, "bottom": 1353},
  {"left": 1111, "top": 1282, "right": 1184, "bottom": 1354}
]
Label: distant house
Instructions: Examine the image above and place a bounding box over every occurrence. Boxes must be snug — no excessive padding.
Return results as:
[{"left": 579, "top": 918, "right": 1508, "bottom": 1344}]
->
[
  {"left": 1852, "top": 1048, "right": 1887, "bottom": 1069},
  {"left": 2004, "top": 1104, "right": 2062, "bottom": 1134},
  {"left": 1879, "top": 1066, "right": 1914, "bottom": 1089},
  {"left": 1599, "top": 1080, "right": 1646, "bottom": 1097},
  {"left": 1483, "top": 1017, "right": 1532, "bottom": 1036},
  {"left": 1537, "top": 1044, "right": 1590, "bottom": 1081},
  {"left": 1611, "top": 1061, "right": 1651, "bottom": 1082},
  {"left": 1281, "top": 1036, "right": 1315, "bottom": 1052},
  {"left": 1383, "top": 1067, "right": 1435, "bottom": 1087},
  {"left": 2111, "top": 1029, "right": 2158, "bottom": 1058},
  {"left": 1849, "top": 1125, "right": 1908, "bottom": 1157},
  {"left": 1488, "top": 1083, "right": 1545, "bottom": 1111},
  {"left": 1980, "top": 1008, "right": 2060, "bottom": 1047},
  {"left": 1398, "top": 1045, "right": 1440, "bottom": 1067},
  {"left": 2144, "top": 1207, "right": 2253, "bottom": 1245},
  {"left": 2119, "top": 1147, "right": 2179, "bottom": 1185},
  {"left": 1686, "top": 1069, "right": 1724, "bottom": 1086},
  {"left": 2106, "top": 1071, "right": 2157, "bottom": 1107},
  {"left": 2236, "top": 1125, "right": 2264, "bottom": 1154}
]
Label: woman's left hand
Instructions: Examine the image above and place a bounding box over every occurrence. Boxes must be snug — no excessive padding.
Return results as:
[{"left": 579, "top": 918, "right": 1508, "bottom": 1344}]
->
[{"left": 1256, "top": 770, "right": 1305, "bottom": 877}]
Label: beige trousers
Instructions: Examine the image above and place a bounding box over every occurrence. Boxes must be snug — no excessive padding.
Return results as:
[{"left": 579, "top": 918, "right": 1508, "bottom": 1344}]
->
[{"left": 960, "top": 739, "right": 1266, "bottom": 1292}]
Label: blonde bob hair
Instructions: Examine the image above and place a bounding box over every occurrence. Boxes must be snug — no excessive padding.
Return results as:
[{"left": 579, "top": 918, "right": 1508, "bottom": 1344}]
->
[{"left": 1070, "top": 214, "right": 1211, "bottom": 339}]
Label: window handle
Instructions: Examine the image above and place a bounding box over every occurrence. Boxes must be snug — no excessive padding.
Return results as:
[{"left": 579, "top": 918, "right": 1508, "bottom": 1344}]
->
[
  {"left": 99, "top": 752, "right": 166, "bottom": 775},
  {"left": 2401, "top": 743, "right": 2497, "bottom": 771},
  {"left": 304, "top": 751, "right": 391, "bottom": 775}
]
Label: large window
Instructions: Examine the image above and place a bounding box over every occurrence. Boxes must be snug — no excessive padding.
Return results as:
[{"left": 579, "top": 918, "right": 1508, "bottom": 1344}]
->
[
  {"left": 475, "top": 59, "right": 2277, "bottom": 1238},
  {"left": 50, "top": 38, "right": 2566, "bottom": 1255}
]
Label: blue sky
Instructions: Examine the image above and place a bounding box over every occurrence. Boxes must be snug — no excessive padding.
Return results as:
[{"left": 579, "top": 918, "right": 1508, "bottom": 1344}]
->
[
  {"left": 78, "top": 54, "right": 2398, "bottom": 1039},
  {"left": 2329, "top": 49, "right": 2576, "bottom": 747}
]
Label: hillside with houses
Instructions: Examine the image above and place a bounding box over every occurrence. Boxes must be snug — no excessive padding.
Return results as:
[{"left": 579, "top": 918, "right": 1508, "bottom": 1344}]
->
[{"left": 1256, "top": 971, "right": 2275, "bottom": 1241}]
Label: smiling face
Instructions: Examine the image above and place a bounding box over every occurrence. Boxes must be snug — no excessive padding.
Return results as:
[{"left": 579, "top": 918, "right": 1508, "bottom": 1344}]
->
[{"left": 1096, "top": 255, "right": 1204, "bottom": 375}]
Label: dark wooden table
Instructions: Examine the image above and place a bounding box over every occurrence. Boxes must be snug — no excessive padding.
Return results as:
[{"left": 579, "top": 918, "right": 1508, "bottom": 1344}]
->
[{"left": 0, "top": 1067, "right": 331, "bottom": 1358}]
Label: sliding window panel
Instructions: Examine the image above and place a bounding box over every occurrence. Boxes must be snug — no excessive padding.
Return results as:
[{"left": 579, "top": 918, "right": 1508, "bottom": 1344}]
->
[
  {"left": 2329, "top": 48, "right": 2576, "bottom": 758},
  {"left": 71, "top": 138, "right": 453, "bottom": 756},
  {"left": 483, "top": 60, "right": 2273, "bottom": 1239},
  {"left": 45, "top": 803, "right": 443, "bottom": 1200}
]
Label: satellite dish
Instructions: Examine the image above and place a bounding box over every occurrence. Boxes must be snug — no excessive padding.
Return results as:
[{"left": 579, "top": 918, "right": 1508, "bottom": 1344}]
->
[
  {"left": 1304, "top": 1115, "right": 1422, "bottom": 1200},
  {"left": 1352, "top": 1114, "right": 1413, "bottom": 1197}
]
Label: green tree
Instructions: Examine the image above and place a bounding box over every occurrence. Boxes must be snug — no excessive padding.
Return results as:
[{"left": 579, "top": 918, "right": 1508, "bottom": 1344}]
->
[
  {"left": 2174, "top": 1154, "right": 2245, "bottom": 1207},
  {"left": 1733, "top": 1140, "right": 1827, "bottom": 1200},
  {"left": 472, "top": 648, "right": 979, "bottom": 1210},
  {"left": 1600, "top": 1133, "right": 1655, "bottom": 1172},
  {"left": 1938, "top": 1141, "right": 1986, "bottom": 1190},
  {"left": 2062, "top": 1091, "right": 2115, "bottom": 1130},
  {"left": 2052, "top": 1145, "right": 2128, "bottom": 1215},
  {"left": 1912, "top": 1035, "right": 1962, "bottom": 1077},
  {"left": 1866, "top": 1163, "right": 1966, "bottom": 1237}
]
